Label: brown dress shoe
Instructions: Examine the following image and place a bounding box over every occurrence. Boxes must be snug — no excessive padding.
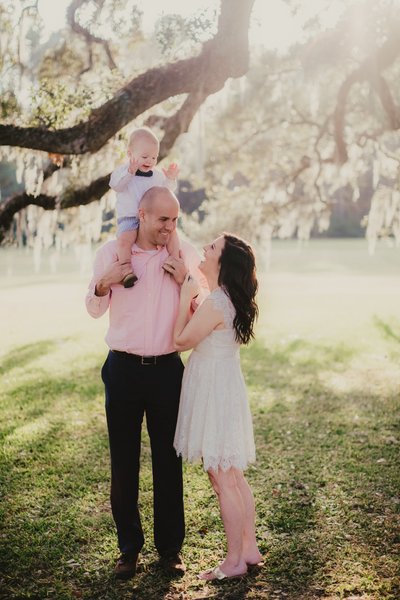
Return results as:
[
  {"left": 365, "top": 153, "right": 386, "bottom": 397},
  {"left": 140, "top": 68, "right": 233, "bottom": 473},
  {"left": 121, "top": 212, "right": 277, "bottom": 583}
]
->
[
  {"left": 114, "top": 553, "right": 138, "bottom": 579},
  {"left": 158, "top": 553, "right": 185, "bottom": 577}
]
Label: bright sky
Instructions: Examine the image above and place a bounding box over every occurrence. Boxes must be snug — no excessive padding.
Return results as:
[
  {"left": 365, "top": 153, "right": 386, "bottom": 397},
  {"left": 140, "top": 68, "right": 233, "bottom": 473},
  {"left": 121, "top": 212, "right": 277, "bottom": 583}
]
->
[{"left": 37, "top": 0, "right": 347, "bottom": 53}]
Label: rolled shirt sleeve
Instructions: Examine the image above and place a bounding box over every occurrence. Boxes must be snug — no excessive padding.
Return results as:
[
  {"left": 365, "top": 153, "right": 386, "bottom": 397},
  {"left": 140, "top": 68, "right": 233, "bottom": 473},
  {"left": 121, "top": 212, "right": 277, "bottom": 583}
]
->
[{"left": 85, "top": 244, "right": 116, "bottom": 318}]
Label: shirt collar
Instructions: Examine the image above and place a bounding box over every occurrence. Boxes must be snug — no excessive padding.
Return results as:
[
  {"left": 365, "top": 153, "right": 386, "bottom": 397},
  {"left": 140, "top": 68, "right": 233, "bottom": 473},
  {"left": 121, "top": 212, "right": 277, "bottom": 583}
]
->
[{"left": 131, "top": 243, "right": 167, "bottom": 255}]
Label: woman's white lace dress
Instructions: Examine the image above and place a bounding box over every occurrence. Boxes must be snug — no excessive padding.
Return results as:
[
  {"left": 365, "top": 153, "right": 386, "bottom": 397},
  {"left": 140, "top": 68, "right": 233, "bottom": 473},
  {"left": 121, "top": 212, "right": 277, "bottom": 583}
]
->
[{"left": 174, "top": 287, "right": 256, "bottom": 472}]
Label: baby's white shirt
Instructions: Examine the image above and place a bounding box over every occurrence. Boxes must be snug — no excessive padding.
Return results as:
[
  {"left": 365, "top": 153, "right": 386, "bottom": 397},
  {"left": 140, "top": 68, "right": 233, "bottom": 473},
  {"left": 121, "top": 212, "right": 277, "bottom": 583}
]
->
[{"left": 109, "top": 163, "right": 176, "bottom": 219}]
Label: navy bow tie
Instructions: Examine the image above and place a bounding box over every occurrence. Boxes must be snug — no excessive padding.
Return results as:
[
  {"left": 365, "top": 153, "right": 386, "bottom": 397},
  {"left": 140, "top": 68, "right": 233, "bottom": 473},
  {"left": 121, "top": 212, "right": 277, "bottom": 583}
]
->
[{"left": 136, "top": 169, "right": 153, "bottom": 177}]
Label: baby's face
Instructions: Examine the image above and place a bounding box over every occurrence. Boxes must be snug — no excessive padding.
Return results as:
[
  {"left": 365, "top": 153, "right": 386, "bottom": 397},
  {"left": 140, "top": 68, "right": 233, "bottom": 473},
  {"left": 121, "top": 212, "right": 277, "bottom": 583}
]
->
[{"left": 128, "top": 138, "right": 159, "bottom": 172}]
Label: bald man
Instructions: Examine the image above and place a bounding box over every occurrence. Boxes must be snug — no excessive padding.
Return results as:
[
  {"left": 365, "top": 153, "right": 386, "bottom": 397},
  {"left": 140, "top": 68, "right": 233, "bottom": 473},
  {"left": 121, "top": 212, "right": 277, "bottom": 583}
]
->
[{"left": 86, "top": 187, "right": 206, "bottom": 579}]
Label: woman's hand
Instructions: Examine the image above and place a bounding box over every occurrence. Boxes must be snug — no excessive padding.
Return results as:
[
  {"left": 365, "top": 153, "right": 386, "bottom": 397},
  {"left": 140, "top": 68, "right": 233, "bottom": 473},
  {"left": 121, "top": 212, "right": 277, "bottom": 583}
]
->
[{"left": 181, "top": 272, "right": 200, "bottom": 300}]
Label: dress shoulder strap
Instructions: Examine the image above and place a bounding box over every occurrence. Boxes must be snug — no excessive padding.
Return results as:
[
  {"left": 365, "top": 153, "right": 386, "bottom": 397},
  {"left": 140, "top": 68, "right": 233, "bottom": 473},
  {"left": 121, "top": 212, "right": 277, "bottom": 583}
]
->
[{"left": 209, "top": 287, "right": 235, "bottom": 328}]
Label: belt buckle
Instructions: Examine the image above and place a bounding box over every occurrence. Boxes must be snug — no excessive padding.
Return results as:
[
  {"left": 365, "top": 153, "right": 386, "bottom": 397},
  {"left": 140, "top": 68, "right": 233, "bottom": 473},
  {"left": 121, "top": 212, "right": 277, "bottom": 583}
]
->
[{"left": 141, "top": 355, "right": 156, "bottom": 365}]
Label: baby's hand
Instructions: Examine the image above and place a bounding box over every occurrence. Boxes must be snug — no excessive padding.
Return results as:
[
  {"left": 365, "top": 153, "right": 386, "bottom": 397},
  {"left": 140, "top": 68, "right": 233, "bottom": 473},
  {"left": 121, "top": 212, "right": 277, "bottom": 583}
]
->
[
  {"left": 163, "top": 162, "right": 179, "bottom": 181},
  {"left": 128, "top": 156, "right": 140, "bottom": 175}
]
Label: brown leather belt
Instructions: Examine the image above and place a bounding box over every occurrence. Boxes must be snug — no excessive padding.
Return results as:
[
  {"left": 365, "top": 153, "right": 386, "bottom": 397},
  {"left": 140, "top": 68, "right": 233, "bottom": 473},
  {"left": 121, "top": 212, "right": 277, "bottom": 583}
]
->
[{"left": 110, "top": 350, "right": 179, "bottom": 365}]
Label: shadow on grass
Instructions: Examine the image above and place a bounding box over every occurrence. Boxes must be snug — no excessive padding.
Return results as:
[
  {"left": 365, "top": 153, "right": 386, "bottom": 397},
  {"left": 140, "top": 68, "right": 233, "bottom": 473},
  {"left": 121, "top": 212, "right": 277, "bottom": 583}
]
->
[
  {"left": 1, "top": 337, "right": 399, "bottom": 599},
  {"left": 0, "top": 357, "right": 179, "bottom": 599},
  {"left": 242, "top": 338, "right": 399, "bottom": 598},
  {"left": 241, "top": 337, "right": 356, "bottom": 391},
  {"left": 0, "top": 339, "right": 61, "bottom": 374},
  {"left": 129, "top": 565, "right": 183, "bottom": 600},
  {"left": 0, "top": 365, "right": 102, "bottom": 443}
]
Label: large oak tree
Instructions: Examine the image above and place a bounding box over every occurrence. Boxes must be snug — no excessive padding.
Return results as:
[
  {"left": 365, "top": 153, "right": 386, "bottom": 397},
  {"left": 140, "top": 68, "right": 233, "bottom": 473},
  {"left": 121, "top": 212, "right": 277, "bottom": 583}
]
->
[
  {"left": 0, "top": 0, "right": 255, "bottom": 241},
  {"left": 1, "top": 0, "right": 399, "bottom": 246}
]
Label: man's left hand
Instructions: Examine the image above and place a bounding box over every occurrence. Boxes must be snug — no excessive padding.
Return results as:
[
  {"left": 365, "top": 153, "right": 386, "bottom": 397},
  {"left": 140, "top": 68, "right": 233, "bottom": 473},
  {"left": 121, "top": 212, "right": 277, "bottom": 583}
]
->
[{"left": 162, "top": 256, "right": 187, "bottom": 284}]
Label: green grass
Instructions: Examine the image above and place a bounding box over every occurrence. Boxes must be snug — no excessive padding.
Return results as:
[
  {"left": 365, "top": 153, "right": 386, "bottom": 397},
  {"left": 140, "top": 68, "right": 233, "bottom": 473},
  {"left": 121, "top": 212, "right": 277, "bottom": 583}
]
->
[{"left": 1, "top": 240, "right": 399, "bottom": 599}]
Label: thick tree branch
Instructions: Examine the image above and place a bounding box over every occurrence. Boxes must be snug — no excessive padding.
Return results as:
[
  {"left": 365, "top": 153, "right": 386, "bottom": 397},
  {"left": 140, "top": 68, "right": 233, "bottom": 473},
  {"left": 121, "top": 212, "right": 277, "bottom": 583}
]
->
[
  {"left": 0, "top": 175, "right": 110, "bottom": 242},
  {"left": 0, "top": 85, "right": 213, "bottom": 240},
  {"left": 0, "top": 88, "right": 211, "bottom": 241},
  {"left": 0, "top": 0, "right": 254, "bottom": 155},
  {"left": 0, "top": 0, "right": 255, "bottom": 241},
  {"left": 0, "top": 162, "right": 199, "bottom": 242},
  {"left": 333, "top": 22, "right": 400, "bottom": 164},
  {"left": 0, "top": 84, "right": 212, "bottom": 241}
]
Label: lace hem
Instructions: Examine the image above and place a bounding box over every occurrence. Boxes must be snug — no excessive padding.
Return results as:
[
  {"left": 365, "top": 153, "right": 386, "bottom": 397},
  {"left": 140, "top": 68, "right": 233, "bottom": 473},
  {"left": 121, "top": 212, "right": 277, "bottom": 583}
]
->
[{"left": 175, "top": 446, "right": 255, "bottom": 473}]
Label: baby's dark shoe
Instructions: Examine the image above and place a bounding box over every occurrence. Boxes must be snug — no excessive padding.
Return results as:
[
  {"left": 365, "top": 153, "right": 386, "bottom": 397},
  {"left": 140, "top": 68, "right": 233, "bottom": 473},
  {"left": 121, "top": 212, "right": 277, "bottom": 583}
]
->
[{"left": 123, "top": 273, "right": 138, "bottom": 288}]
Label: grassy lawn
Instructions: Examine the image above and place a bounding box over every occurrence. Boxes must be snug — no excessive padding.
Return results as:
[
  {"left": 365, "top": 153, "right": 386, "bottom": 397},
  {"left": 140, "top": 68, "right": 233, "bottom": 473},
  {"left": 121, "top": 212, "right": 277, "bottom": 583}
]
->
[{"left": 0, "top": 240, "right": 399, "bottom": 600}]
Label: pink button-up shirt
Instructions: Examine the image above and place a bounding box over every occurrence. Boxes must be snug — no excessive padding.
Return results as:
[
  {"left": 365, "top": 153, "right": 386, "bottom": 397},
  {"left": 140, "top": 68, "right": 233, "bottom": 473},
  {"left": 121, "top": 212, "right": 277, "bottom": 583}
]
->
[{"left": 85, "top": 240, "right": 207, "bottom": 356}]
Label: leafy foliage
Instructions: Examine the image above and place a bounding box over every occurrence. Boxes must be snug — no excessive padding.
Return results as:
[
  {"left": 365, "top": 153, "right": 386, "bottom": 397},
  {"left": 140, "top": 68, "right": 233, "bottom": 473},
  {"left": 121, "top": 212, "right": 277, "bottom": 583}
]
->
[
  {"left": 155, "top": 9, "right": 216, "bottom": 58},
  {"left": 29, "top": 80, "right": 95, "bottom": 129},
  {"left": 192, "top": 0, "right": 400, "bottom": 245},
  {"left": 0, "top": 0, "right": 399, "bottom": 249}
]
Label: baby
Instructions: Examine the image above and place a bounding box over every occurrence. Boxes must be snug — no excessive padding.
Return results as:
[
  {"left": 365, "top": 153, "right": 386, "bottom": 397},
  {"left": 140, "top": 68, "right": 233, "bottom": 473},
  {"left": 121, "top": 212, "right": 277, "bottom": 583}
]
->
[{"left": 110, "top": 127, "right": 180, "bottom": 287}]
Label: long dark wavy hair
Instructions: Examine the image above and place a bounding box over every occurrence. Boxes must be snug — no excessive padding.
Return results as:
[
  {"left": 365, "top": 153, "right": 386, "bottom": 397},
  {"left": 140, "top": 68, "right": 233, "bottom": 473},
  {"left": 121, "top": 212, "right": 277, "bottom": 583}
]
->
[{"left": 218, "top": 233, "right": 258, "bottom": 344}]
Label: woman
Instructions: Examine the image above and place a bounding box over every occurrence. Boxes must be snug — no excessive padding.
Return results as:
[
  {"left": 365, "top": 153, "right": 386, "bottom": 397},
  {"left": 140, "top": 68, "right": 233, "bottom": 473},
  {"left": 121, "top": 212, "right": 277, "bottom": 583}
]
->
[{"left": 173, "top": 233, "right": 262, "bottom": 581}]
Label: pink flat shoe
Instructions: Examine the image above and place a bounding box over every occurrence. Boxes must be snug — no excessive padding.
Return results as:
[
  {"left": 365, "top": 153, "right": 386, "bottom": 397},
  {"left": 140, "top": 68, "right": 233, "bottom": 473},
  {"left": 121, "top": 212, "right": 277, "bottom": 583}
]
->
[{"left": 198, "top": 565, "right": 247, "bottom": 581}]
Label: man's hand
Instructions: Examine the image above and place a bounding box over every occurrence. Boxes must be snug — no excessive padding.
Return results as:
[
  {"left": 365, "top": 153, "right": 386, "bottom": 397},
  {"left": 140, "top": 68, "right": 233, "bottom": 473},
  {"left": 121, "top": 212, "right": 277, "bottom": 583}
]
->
[
  {"left": 162, "top": 162, "right": 179, "bottom": 181},
  {"left": 162, "top": 255, "right": 187, "bottom": 285},
  {"left": 95, "top": 260, "right": 133, "bottom": 296}
]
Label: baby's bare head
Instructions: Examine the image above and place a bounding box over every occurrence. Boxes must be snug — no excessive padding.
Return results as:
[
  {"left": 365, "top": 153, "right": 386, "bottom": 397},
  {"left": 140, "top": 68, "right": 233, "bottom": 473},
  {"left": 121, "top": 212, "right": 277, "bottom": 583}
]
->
[
  {"left": 128, "top": 127, "right": 159, "bottom": 152},
  {"left": 127, "top": 127, "right": 160, "bottom": 171}
]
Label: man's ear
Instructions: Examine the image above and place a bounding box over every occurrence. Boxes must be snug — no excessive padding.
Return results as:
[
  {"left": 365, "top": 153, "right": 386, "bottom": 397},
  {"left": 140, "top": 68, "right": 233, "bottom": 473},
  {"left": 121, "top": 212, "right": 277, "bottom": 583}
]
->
[{"left": 138, "top": 207, "right": 145, "bottom": 221}]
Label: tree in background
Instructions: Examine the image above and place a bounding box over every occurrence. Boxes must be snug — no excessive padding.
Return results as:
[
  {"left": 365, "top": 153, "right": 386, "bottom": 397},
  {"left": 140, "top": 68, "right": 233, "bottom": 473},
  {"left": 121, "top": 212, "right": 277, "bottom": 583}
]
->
[
  {"left": 190, "top": 0, "right": 400, "bottom": 251},
  {"left": 0, "top": 0, "right": 399, "bottom": 251},
  {"left": 0, "top": 0, "right": 254, "bottom": 244}
]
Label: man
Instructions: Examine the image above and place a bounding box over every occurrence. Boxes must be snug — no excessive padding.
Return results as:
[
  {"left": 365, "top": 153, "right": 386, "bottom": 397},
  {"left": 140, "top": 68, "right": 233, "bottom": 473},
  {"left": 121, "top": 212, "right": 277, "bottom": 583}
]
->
[{"left": 85, "top": 187, "right": 205, "bottom": 579}]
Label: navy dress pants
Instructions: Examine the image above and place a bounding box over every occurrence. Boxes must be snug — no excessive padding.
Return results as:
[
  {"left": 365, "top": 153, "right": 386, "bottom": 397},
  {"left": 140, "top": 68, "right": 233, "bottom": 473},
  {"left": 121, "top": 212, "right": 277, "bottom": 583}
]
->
[{"left": 102, "top": 350, "right": 185, "bottom": 556}]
